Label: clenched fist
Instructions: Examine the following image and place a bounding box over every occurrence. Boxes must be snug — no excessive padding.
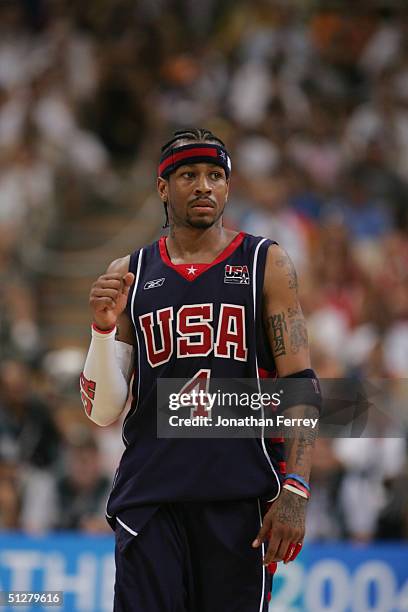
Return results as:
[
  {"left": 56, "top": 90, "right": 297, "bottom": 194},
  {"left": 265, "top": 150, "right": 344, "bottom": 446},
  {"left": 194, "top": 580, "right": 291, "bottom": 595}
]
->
[{"left": 89, "top": 272, "right": 135, "bottom": 331}]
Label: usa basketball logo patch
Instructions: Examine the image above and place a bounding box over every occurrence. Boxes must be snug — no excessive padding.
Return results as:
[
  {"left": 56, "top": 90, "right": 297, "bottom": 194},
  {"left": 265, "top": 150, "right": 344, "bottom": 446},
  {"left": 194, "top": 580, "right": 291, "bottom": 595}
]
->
[{"left": 224, "top": 265, "right": 250, "bottom": 285}]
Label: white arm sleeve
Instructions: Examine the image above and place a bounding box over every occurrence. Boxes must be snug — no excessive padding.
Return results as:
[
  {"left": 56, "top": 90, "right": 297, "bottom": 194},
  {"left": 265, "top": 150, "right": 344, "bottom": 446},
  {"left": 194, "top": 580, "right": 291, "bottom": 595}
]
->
[{"left": 80, "top": 326, "right": 135, "bottom": 426}]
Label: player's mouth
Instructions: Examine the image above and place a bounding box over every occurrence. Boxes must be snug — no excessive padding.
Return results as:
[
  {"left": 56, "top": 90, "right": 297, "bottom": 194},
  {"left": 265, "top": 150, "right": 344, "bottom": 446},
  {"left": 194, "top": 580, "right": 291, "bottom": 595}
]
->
[{"left": 190, "top": 198, "right": 216, "bottom": 211}]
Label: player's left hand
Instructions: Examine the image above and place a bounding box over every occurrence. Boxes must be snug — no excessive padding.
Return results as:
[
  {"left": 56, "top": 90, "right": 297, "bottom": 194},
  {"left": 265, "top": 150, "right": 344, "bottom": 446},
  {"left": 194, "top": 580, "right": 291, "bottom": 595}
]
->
[{"left": 252, "top": 489, "right": 306, "bottom": 565}]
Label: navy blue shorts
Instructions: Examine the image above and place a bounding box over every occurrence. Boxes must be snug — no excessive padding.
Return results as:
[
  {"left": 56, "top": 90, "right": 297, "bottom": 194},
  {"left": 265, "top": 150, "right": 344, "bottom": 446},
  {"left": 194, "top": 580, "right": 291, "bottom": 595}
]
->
[{"left": 113, "top": 499, "right": 273, "bottom": 611}]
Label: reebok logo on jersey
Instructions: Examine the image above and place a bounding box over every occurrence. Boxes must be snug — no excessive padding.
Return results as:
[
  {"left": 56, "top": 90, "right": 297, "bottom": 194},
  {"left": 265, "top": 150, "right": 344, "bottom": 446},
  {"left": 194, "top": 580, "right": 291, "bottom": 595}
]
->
[
  {"left": 224, "top": 265, "right": 250, "bottom": 285},
  {"left": 144, "top": 278, "right": 165, "bottom": 290}
]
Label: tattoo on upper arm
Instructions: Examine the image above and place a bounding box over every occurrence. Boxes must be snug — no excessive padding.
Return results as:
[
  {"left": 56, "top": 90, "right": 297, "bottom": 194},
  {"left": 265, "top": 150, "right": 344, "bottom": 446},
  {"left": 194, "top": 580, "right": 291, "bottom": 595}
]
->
[
  {"left": 266, "top": 312, "right": 288, "bottom": 357},
  {"left": 286, "top": 302, "right": 308, "bottom": 354},
  {"left": 275, "top": 253, "right": 298, "bottom": 290},
  {"left": 289, "top": 318, "right": 308, "bottom": 354},
  {"left": 288, "top": 305, "right": 300, "bottom": 318}
]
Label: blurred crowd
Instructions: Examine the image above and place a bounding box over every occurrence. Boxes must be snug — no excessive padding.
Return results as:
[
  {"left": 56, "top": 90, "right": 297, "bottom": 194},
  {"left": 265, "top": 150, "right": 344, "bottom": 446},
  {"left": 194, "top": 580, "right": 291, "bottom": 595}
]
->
[{"left": 0, "top": 0, "right": 407, "bottom": 541}]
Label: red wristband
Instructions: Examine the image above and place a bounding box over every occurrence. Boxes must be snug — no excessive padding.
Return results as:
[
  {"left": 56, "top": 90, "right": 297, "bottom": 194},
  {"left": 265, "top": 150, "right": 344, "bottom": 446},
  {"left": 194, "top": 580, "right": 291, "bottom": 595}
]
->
[{"left": 92, "top": 323, "right": 116, "bottom": 334}]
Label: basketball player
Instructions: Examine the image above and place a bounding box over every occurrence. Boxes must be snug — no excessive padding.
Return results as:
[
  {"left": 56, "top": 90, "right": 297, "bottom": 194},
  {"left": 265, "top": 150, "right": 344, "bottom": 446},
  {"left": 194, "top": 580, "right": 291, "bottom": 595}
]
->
[{"left": 80, "top": 129, "right": 321, "bottom": 611}]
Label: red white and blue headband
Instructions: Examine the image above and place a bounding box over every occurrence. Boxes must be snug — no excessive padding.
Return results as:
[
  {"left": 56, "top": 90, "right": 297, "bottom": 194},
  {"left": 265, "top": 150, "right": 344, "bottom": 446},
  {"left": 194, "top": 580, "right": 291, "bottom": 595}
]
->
[{"left": 158, "top": 143, "right": 232, "bottom": 179}]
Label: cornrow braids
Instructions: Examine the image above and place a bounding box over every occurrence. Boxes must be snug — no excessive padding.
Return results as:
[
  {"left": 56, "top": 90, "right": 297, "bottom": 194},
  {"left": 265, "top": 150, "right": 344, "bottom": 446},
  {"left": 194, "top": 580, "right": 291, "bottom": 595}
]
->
[{"left": 161, "top": 128, "right": 226, "bottom": 156}]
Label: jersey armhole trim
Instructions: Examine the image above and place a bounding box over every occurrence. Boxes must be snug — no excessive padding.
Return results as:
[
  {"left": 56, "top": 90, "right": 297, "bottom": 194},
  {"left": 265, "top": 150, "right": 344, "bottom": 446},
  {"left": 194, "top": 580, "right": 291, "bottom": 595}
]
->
[
  {"left": 253, "top": 239, "right": 281, "bottom": 504},
  {"left": 122, "top": 248, "right": 144, "bottom": 446}
]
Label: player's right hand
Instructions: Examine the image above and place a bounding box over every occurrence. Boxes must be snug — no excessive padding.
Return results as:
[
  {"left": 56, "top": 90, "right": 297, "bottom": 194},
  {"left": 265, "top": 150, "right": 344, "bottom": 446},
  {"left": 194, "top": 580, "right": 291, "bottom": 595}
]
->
[{"left": 89, "top": 272, "right": 135, "bottom": 330}]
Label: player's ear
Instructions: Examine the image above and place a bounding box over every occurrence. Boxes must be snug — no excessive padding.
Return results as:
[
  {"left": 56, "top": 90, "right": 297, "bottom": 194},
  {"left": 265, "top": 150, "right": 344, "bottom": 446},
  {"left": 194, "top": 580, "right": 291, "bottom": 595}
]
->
[
  {"left": 157, "top": 176, "right": 168, "bottom": 203},
  {"left": 225, "top": 176, "right": 230, "bottom": 202}
]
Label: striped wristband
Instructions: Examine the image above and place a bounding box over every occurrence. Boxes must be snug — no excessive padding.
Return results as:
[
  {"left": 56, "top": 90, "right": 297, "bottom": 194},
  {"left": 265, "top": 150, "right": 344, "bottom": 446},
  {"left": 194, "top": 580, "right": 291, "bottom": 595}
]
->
[
  {"left": 283, "top": 473, "right": 311, "bottom": 499},
  {"left": 285, "top": 473, "right": 310, "bottom": 492},
  {"left": 282, "top": 484, "right": 310, "bottom": 500}
]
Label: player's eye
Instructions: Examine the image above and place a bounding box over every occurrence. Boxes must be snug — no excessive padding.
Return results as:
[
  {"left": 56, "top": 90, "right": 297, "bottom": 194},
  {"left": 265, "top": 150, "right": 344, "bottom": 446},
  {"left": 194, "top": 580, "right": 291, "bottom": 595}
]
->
[
  {"left": 210, "top": 171, "right": 223, "bottom": 180},
  {"left": 182, "top": 171, "right": 195, "bottom": 179}
]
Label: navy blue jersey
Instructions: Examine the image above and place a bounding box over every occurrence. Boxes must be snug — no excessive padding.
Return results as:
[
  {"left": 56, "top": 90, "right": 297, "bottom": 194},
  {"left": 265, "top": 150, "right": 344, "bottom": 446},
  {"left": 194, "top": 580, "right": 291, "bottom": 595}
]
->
[{"left": 107, "top": 232, "right": 285, "bottom": 531}]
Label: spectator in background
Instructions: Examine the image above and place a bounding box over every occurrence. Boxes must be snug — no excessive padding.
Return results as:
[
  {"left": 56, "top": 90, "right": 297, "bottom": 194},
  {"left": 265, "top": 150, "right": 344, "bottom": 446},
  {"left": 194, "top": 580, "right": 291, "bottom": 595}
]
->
[
  {"left": 333, "top": 437, "right": 407, "bottom": 542},
  {"left": 305, "top": 438, "right": 346, "bottom": 541},
  {"left": 241, "top": 165, "right": 308, "bottom": 271},
  {"left": 325, "top": 167, "right": 394, "bottom": 243},
  {"left": 0, "top": 455, "right": 20, "bottom": 529},
  {"left": 0, "top": 269, "right": 41, "bottom": 362},
  {"left": 307, "top": 223, "right": 368, "bottom": 362},
  {"left": 376, "top": 457, "right": 408, "bottom": 540},
  {"left": 54, "top": 428, "right": 111, "bottom": 532},
  {"left": 0, "top": 360, "right": 60, "bottom": 468},
  {"left": 350, "top": 138, "right": 408, "bottom": 231},
  {"left": 0, "top": 361, "right": 63, "bottom": 534},
  {"left": 287, "top": 102, "right": 344, "bottom": 193}
]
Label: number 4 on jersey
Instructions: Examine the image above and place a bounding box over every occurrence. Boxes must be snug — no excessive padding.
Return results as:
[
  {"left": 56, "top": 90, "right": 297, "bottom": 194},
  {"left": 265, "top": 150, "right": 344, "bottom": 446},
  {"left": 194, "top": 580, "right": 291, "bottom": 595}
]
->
[{"left": 179, "top": 368, "right": 212, "bottom": 419}]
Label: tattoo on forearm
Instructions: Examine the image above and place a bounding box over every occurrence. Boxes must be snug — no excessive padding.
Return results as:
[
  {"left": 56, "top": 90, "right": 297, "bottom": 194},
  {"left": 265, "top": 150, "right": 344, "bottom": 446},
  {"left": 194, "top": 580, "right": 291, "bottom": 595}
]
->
[
  {"left": 275, "top": 254, "right": 298, "bottom": 290},
  {"left": 283, "top": 406, "right": 318, "bottom": 469},
  {"left": 285, "top": 435, "right": 306, "bottom": 468},
  {"left": 289, "top": 318, "right": 308, "bottom": 354},
  {"left": 267, "top": 312, "right": 288, "bottom": 357},
  {"left": 295, "top": 431, "right": 309, "bottom": 465}
]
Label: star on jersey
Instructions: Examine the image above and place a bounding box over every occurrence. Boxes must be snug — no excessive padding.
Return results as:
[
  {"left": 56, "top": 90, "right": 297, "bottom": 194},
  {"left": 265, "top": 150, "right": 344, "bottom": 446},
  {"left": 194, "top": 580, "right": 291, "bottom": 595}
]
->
[{"left": 187, "top": 265, "right": 198, "bottom": 276}]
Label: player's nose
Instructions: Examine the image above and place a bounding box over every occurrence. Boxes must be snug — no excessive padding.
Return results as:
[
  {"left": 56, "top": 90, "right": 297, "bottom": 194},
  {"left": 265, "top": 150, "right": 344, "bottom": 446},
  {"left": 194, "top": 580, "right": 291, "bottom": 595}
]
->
[{"left": 194, "top": 173, "right": 212, "bottom": 194}]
